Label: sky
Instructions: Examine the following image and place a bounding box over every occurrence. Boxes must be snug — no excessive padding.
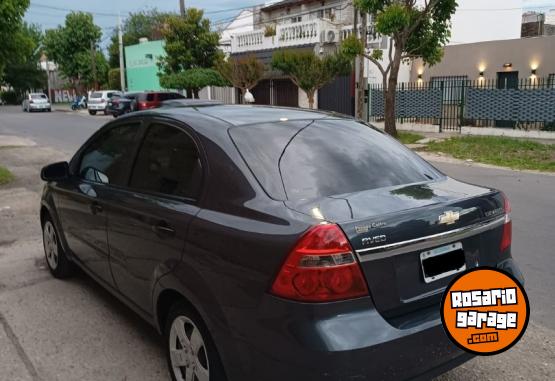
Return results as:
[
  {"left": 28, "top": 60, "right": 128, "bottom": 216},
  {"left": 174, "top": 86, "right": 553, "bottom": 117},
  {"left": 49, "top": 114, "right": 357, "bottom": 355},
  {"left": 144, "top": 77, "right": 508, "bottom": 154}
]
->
[
  {"left": 23, "top": 0, "right": 555, "bottom": 49},
  {"left": 24, "top": 0, "right": 262, "bottom": 47}
]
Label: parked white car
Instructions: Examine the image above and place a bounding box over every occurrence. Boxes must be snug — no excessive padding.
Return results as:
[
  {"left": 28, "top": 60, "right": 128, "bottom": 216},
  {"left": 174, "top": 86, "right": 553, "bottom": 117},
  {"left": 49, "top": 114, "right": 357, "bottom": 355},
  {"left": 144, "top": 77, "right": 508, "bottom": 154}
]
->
[
  {"left": 88, "top": 90, "right": 121, "bottom": 115},
  {"left": 22, "top": 93, "right": 51, "bottom": 112}
]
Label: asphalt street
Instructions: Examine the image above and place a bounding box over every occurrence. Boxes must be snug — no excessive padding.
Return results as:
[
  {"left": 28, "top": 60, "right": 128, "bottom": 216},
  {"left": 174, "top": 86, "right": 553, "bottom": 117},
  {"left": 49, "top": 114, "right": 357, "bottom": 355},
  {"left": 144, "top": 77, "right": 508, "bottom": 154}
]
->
[
  {"left": 0, "top": 106, "right": 111, "bottom": 154},
  {"left": 0, "top": 105, "right": 554, "bottom": 380}
]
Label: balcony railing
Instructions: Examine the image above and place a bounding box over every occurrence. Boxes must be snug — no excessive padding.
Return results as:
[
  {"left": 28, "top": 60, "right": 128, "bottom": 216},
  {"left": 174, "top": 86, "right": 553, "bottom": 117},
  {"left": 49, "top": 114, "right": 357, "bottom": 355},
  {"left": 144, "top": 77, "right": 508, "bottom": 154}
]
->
[{"left": 231, "top": 19, "right": 337, "bottom": 53}]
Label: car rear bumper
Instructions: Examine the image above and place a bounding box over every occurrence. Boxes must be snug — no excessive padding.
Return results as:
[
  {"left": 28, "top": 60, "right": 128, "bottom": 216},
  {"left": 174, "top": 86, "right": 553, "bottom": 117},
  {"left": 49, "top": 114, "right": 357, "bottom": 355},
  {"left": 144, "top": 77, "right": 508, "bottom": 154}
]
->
[
  {"left": 220, "top": 259, "right": 522, "bottom": 381},
  {"left": 88, "top": 103, "right": 107, "bottom": 110},
  {"left": 223, "top": 296, "right": 469, "bottom": 381},
  {"left": 29, "top": 103, "right": 51, "bottom": 110}
]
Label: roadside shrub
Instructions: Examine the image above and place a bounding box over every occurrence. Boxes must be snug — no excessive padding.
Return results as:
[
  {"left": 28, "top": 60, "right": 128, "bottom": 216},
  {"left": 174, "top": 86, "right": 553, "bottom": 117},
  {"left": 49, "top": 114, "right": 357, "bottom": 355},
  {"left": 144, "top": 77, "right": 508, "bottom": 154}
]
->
[{"left": 0, "top": 90, "right": 22, "bottom": 105}]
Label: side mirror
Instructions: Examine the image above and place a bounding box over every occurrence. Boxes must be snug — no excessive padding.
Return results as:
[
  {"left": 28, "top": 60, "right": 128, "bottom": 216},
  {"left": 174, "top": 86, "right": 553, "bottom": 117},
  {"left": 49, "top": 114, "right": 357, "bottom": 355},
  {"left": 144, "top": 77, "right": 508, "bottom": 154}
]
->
[{"left": 41, "top": 161, "right": 69, "bottom": 182}]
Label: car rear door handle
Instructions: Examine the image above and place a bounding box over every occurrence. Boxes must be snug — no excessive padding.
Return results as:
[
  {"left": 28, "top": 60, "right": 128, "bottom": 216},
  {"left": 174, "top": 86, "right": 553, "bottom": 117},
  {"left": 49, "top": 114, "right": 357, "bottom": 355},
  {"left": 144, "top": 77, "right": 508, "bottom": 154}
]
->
[
  {"left": 153, "top": 221, "right": 175, "bottom": 237},
  {"left": 90, "top": 202, "right": 103, "bottom": 215}
]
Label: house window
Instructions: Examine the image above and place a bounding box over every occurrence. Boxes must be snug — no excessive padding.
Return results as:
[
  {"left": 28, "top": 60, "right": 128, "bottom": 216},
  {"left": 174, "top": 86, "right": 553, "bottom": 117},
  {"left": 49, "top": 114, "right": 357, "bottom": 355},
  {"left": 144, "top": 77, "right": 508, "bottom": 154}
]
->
[
  {"left": 548, "top": 73, "right": 555, "bottom": 88},
  {"left": 291, "top": 16, "right": 302, "bottom": 23},
  {"left": 317, "top": 8, "right": 334, "bottom": 20},
  {"left": 431, "top": 76, "right": 468, "bottom": 104}
]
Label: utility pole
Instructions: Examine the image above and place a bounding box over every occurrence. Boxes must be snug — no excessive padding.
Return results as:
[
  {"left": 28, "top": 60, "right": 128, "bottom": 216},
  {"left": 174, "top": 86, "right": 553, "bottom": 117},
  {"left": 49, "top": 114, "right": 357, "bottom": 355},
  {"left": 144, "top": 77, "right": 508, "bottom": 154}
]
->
[
  {"left": 118, "top": 14, "right": 127, "bottom": 92},
  {"left": 91, "top": 41, "right": 97, "bottom": 90},
  {"left": 356, "top": 12, "right": 368, "bottom": 120},
  {"left": 353, "top": 8, "right": 360, "bottom": 118},
  {"left": 179, "top": 0, "right": 185, "bottom": 16},
  {"left": 45, "top": 62, "right": 52, "bottom": 101}
]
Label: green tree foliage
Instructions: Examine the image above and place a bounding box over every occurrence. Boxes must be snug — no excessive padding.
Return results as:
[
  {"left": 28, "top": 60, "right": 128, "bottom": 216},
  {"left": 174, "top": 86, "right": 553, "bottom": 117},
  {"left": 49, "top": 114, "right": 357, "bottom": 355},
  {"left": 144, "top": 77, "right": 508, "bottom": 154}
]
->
[
  {"left": 2, "top": 23, "right": 46, "bottom": 96},
  {"left": 74, "top": 51, "right": 109, "bottom": 89},
  {"left": 43, "top": 12, "right": 103, "bottom": 90},
  {"left": 107, "top": 9, "right": 172, "bottom": 68},
  {"left": 158, "top": 8, "right": 224, "bottom": 97},
  {"left": 272, "top": 50, "right": 352, "bottom": 109},
  {"left": 343, "top": 0, "right": 457, "bottom": 136},
  {"left": 159, "top": 69, "right": 227, "bottom": 98},
  {"left": 0, "top": 0, "right": 30, "bottom": 77},
  {"left": 108, "top": 68, "right": 121, "bottom": 90},
  {"left": 216, "top": 55, "right": 264, "bottom": 101}
]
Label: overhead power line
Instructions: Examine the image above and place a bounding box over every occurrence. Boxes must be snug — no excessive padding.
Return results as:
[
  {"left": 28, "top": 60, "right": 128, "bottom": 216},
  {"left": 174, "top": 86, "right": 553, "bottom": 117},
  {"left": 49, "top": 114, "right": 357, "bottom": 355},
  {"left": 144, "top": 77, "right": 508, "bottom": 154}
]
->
[{"left": 29, "top": 1, "right": 263, "bottom": 18}]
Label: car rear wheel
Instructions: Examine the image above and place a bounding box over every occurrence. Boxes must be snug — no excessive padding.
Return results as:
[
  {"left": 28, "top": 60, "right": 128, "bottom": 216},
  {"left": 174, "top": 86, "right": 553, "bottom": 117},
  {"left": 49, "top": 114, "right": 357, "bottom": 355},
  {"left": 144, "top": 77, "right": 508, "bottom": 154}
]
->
[
  {"left": 42, "top": 216, "right": 74, "bottom": 279},
  {"left": 89, "top": 110, "right": 96, "bottom": 115},
  {"left": 165, "top": 302, "right": 226, "bottom": 381}
]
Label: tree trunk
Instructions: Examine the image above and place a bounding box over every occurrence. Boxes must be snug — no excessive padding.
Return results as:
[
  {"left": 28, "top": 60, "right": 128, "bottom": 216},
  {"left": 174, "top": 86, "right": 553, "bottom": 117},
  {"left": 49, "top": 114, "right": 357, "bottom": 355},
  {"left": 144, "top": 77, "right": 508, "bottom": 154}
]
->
[
  {"left": 307, "top": 90, "right": 315, "bottom": 109},
  {"left": 356, "top": 13, "right": 368, "bottom": 119},
  {"left": 193, "top": 88, "right": 200, "bottom": 99},
  {"left": 384, "top": 42, "right": 402, "bottom": 137}
]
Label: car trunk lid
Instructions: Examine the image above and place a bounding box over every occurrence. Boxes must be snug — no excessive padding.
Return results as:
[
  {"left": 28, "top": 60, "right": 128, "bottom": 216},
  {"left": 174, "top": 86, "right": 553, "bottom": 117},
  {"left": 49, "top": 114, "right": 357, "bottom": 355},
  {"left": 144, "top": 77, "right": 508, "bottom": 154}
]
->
[{"left": 286, "top": 177, "right": 506, "bottom": 326}]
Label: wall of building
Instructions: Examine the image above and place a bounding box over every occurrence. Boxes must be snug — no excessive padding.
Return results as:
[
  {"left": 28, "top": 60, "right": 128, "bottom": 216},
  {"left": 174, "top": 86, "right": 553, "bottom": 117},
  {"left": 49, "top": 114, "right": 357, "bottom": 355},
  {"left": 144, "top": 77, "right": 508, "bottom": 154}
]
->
[
  {"left": 219, "top": 9, "right": 254, "bottom": 55},
  {"left": 368, "top": 0, "right": 522, "bottom": 85},
  {"left": 256, "top": 0, "right": 352, "bottom": 28},
  {"left": 410, "top": 35, "right": 555, "bottom": 82},
  {"left": 449, "top": 0, "right": 522, "bottom": 44},
  {"left": 125, "top": 40, "right": 165, "bottom": 92}
]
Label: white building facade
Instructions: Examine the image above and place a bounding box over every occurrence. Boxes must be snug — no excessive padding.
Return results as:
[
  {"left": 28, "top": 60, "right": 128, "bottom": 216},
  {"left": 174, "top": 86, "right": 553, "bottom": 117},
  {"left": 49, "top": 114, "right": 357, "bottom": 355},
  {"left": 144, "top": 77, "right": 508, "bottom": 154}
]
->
[{"left": 222, "top": 0, "right": 524, "bottom": 108}]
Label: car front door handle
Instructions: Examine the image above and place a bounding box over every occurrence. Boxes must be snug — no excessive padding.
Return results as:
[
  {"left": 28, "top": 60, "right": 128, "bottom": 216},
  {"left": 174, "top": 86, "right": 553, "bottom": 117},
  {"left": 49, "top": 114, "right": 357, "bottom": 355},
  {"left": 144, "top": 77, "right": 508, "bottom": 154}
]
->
[
  {"left": 90, "top": 202, "right": 103, "bottom": 215},
  {"left": 153, "top": 221, "right": 175, "bottom": 236}
]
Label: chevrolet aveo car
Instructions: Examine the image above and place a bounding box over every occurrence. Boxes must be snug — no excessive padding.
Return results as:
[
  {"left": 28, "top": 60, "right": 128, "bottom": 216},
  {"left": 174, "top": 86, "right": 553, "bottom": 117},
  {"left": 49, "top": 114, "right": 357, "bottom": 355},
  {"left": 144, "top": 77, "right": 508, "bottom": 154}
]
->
[{"left": 40, "top": 104, "right": 523, "bottom": 381}]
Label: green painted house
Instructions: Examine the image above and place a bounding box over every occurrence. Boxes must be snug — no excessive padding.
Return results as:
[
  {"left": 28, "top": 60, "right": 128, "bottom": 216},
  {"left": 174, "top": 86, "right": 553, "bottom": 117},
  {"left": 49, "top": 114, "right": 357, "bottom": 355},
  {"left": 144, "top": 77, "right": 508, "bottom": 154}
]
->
[{"left": 125, "top": 39, "right": 166, "bottom": 92}]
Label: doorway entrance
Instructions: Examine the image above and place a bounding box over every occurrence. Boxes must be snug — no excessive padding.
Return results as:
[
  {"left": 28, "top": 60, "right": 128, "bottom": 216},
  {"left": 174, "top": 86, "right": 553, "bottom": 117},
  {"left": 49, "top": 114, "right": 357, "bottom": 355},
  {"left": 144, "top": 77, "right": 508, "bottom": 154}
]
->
[{"left": 496, "top": 71, "right": 519, "bottom": 127}]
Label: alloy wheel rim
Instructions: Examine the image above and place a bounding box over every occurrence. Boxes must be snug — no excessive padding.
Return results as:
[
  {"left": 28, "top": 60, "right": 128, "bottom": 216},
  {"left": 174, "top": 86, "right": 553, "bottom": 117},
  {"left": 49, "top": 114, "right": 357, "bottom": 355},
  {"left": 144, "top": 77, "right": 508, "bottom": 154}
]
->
[
  {"left": 43, "top": 221, "right": 59, "bottom": 270},
  {"left": 169, "top": 316, "right": 210, "bottom": 381}
]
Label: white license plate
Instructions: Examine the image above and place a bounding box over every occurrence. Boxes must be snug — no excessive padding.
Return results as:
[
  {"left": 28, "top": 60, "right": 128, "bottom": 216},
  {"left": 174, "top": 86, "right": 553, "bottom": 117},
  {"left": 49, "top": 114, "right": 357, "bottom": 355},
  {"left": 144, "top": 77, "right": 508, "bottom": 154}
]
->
[{"left": 420, "top": 242, "right": 466, "bottom": 283}]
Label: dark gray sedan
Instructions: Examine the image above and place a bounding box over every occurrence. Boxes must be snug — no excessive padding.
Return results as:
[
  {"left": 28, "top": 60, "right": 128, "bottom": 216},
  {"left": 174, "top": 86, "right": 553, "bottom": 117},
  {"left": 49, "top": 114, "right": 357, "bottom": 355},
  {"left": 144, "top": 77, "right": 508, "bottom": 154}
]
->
[{"left": 39, "top": 104, "right": 523, "bottom": 381}]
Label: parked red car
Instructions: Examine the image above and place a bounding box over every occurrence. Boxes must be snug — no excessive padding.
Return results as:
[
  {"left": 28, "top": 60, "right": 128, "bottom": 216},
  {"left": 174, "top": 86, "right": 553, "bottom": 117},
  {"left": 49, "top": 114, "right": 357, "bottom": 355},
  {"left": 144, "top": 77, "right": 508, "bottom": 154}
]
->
[{"left": 135, "top": 92, "right": 185, "bottom": 110}]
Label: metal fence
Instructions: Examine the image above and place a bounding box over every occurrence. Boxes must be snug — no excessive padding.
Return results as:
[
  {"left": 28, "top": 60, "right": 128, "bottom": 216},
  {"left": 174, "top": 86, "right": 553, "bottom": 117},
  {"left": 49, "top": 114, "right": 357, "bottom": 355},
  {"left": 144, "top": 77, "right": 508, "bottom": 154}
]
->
[{"left": 368, "top": 77, "right": 555, "bottom": 132}]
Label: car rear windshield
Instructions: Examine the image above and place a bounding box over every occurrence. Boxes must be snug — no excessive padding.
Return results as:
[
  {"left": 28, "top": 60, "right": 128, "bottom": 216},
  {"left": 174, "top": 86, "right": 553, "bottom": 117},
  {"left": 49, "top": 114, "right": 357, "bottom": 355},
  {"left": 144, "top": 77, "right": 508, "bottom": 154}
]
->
[
  {"left": 91, "top": 92, "right": 102, "bottom": 98},
  {"left": 229, "top": 119, "right": 442, "bottom": 201},
  {"left": 31, "top": 94, "right": 47, "bottom": 99}
]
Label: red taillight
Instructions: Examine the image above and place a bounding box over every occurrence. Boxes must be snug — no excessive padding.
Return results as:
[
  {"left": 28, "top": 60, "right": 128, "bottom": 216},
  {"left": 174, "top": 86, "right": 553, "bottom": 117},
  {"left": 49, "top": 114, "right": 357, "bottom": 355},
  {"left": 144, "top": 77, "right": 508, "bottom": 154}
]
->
[
  {"left": 138, "top": 101, "right": 148, "bottom": 109},
  {"left": 270, "top": 224, "right": 369, "bottom": 302},
  {"left": 500, "top": 193, "right": 512, "bottom": 252}
]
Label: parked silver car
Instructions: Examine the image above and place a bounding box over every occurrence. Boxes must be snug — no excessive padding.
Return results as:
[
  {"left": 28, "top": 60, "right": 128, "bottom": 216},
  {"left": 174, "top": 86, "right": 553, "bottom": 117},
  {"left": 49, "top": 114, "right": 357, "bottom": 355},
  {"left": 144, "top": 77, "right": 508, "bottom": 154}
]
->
[
  {"left": 88, "top": 90, "right": 121, "bottom": 115},
  {"left": 22, "top": 93, "right": 51, "bottom": 112}
]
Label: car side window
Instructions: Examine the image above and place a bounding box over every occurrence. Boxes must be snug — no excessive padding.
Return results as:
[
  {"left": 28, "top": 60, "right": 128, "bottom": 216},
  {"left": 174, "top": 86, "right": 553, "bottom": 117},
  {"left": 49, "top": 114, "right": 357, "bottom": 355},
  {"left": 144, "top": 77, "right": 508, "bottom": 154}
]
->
[
  {"left": 130, "top": 123, "right": 202, "bottom": 199},
  {"left": 79, "top": 123, "right": 141, "bottom": 186}
]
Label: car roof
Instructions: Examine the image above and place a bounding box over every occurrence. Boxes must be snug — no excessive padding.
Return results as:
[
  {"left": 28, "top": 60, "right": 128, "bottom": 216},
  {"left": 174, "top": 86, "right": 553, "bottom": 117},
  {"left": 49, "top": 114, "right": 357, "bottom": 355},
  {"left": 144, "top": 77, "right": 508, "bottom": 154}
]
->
[{"left": 150, "top": 104, "right": 349, "bottom": 127}]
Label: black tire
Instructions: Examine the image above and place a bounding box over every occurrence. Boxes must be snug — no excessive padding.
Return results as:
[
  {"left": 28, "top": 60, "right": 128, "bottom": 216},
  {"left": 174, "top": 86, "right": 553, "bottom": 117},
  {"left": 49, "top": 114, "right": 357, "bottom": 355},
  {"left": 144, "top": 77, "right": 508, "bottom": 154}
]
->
[
  {"left": 89, "top": 110, "right": 96, "bottom": 115},
  {"left": 42, "top": 214, "right": 74, "bottom": 279},
  {"left": 47, "top": 108, "right": 52, "bottom": 112},
  {"left": 165, "top": 301, "right": 226, "bottom": 381}
]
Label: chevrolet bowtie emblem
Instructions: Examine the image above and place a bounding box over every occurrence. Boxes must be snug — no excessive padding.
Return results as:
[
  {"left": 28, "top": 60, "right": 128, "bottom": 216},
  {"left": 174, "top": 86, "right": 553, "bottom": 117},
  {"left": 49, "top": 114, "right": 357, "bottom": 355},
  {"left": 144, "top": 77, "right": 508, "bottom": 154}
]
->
[{"left": 438, "top": 211, "right": 460, "bottom": 225}]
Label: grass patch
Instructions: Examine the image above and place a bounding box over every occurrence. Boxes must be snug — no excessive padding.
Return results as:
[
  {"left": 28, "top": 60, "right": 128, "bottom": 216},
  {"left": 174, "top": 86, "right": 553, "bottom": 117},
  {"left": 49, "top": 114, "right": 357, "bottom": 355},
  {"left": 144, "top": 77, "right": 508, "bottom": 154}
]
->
[
  {"left": 0, "top": 165, "right": 14, "bottom": 185},
  {"left": 426, "top": 136, "right": 555, "bottom": 172},
  {"left": 397, "top": 132, "right": 425, "bottom": 145}
]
